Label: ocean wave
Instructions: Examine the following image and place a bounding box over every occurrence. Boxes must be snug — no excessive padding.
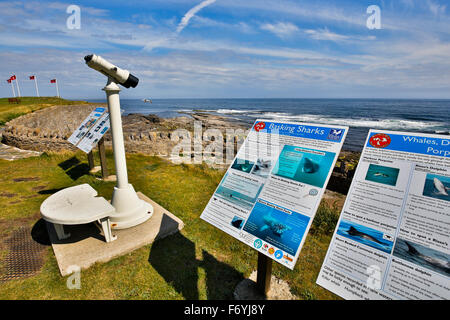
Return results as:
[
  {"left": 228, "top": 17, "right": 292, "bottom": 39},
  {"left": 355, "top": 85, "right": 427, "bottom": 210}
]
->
[
  {"left": 247, "top": 112, "right": 449, "bottom": 133},
  {"left": 215, "top": 109, "right": 261, "bottom": 114}
]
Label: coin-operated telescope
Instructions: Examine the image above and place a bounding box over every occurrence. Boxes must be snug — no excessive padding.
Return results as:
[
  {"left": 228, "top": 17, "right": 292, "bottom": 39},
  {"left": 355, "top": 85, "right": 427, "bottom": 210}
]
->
[{"left": 84, "top": 54, "right": 153, "bottom": 229}]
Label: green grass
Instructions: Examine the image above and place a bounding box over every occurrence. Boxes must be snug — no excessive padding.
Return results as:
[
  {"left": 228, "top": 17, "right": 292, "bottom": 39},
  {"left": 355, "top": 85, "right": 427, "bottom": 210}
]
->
[
  {"left": 0, "top": 97, "right": 90, "bottom": 125},
  {"left": 0, "top": 151, "right": 341, "bottom": 300}
]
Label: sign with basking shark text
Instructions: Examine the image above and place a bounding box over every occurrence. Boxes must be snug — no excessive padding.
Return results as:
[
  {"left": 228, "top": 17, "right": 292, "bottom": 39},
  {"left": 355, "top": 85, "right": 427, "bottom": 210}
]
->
[
  {"left": 200, "top": 120, "right": 348, "bottom": 269},
  {"left": 317, "top": 130, "right": 450, "bottom": 300}
]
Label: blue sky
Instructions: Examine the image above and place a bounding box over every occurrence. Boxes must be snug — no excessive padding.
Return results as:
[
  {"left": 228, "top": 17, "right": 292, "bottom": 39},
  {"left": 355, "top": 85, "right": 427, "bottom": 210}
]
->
[{"left": 0, "top": 0, "right": 449, "bottom": 99}]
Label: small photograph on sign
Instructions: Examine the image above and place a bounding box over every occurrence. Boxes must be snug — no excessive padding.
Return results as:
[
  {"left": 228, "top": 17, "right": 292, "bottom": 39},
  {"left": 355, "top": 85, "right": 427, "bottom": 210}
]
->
[
  {"left": 393, "top": 238, "right": 450, "bottom": 277},
  {"left": 422, "top": 173, "right": 450, "bottom": 202},
  {"left": 250, "top": 158, "right": 273, "bottom": 178},
  {"left": 272, "top": 145, "right": 335, "bottom": 188},
  {"left": 365, "top": 164, "right": 400, "bottom": 187},
  {"left": 214, "top": 172, "right": 263, "bottom": 210},
  {"left": 336, "top": 219, "right": 393, "bottom": 254},
  {"left": 242, "top": 200, "right": 310, "bottom": 257},
  {"left": 231, "top": 158, "right": 254, "bottom": 173},
  {"left": 230, "top": 216, "right": 244, "bottom": 230}
]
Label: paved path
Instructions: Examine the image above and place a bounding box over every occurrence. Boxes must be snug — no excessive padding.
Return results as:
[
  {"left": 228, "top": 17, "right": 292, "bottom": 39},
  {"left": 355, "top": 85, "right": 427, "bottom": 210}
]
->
[
  {"left": 0, "top": 130, "right": 41, "bottom": 161},
  {"left": 0, "top": 142, "right": 41, "bottom": 161}
]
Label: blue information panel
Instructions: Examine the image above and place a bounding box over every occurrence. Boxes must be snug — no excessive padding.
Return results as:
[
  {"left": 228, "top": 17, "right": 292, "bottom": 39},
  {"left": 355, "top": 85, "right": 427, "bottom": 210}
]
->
[
  {"left": 201, "top": 119, "right": 348, "bottom": 269},
  {"left": 317, "top": 130, "right": 450, "bottom": 300}
]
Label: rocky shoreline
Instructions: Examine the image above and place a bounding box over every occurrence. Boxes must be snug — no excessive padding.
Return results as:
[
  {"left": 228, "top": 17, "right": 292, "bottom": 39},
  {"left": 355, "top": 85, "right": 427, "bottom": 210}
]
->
[
  {"left": 1, "top": 104, "right": 246, "bottom": 159},
  {"left": 1, "top": 104, "right": 360, "bottom": 194}
]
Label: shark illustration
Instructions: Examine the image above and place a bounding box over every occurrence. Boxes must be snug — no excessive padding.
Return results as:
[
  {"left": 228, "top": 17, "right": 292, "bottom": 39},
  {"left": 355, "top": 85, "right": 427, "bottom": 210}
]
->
[
  {"left": 302, "top": 157, "right": 319, "bottom": 174},
  {"left": 347, "top": 226, "right": 384, "bottom": 245},
  {"left": 373, "top": 172, "right": 389, "bottom": 178},
  {"left": 433, "top": 178, "right": 449, "bottom": 196},
  {"left": 231, "top": 218, "right": 243, "bottom": 229},
  {"left": 405, "top": 241, "right": 450, "bottom": 274},
  {"left": 260, "top": 215, "right": 291, "bottom": 237},
  {"left": 252, "top": 159, "right": 271, "bottom": 174}
]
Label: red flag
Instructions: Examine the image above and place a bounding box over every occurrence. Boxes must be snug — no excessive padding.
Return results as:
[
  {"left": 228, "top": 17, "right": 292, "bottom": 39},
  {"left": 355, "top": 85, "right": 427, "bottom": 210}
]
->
[
  {"left": 10, "top": 75, "right": 16, "bottom": 80},
  {"left": 7, "top": 79, "right": 11, "bottom": 83},
  {"left": 50, "top": 79, "right": 56, "bottom": 83},
  {"left": 29, "top": 75, "right": 35, "bottom": 80}
]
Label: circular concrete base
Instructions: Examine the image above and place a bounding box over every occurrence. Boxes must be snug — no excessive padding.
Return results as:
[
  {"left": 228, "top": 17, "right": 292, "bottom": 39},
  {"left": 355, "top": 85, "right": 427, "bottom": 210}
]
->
[
  {"left": 89, "top": 166, "right": 102, "bottom": 174},
  {"left": 234, "top": 271, "right": 298, "bottom": 300},
  {"left": 96, "top": 175, "right": 117, "bottom": 182}
]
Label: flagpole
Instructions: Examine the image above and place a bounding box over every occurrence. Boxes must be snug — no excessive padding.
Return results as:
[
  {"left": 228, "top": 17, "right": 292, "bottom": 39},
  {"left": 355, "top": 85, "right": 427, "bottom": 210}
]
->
[
  {"left": 14, "top": 75, "right": 21, "bottom": 97},
  {"left": 56, "top": 79, "right": 60, "bottom": 97},
  {"left": 34, "top": 76, "right": 40, "bottom": 97},
  {"left": 10, "top": 80, "right": 16, "bottom": 97}
]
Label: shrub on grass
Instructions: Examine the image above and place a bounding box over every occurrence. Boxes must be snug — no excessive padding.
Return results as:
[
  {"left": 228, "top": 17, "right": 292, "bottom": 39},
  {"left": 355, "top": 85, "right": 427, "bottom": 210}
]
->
[{"left": 310, "top": 203, "right": 340, "bottom": 235}]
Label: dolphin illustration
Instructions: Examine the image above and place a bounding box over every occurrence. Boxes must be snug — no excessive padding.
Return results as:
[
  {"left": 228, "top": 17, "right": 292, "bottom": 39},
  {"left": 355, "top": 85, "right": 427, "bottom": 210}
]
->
[
  {"left": 302, "top": 157, "right": 319, "bottom": 174},
  {"left": 404, "top": 241, "right": 450, "bottom": 274},
  {"left": 260, "top": 215, "right": 291, "bottom": 236},
  {"left": 347, "top": 226, "right": 384, "bottom": 245},
  {"left": 433, "top": 178, "right": 449, "bottom": 196}
]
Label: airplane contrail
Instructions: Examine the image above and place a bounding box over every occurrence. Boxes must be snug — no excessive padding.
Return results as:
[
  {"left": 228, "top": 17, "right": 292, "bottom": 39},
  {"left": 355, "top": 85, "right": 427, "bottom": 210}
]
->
[{"left": 176, "top": 0, "right": 217, "bottom": 33}]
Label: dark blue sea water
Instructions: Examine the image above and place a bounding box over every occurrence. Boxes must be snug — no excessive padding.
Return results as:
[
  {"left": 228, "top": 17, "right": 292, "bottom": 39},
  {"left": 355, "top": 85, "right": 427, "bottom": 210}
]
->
[{"left": 88, "top": 98, "right": 450, "bottom": 152}]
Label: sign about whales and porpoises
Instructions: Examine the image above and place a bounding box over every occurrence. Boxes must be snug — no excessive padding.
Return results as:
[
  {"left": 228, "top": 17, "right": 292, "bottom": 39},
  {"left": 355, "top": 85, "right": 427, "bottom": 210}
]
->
[{"left": 317, "top": 130, "right": 450, "bottom": 300}]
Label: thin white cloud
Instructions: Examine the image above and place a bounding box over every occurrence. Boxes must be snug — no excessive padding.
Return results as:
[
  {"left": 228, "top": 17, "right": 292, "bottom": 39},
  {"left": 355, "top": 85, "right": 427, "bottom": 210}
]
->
[
  {"left": 176, "top": 0, "right": 217, "bottom": 33},
  {"left": 427, "top": 0, "right": 446, "bottom": 15},
  {"left": 305, "top": 28, "right": 348, "bottom": 41},
  {"left": 260, "top": 22, "right": 299, "bottom": 38}
]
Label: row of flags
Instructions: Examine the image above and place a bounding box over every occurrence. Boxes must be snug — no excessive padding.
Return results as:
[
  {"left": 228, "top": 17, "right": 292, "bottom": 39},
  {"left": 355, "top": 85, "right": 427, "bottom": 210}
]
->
[{"left": 6, "top": 75, "right": 60, "bottom": 98}]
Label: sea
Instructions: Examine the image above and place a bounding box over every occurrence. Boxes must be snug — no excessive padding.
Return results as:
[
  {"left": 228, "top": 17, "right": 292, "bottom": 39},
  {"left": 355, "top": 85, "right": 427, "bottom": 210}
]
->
[{"left": 88, "top": 98, "right": 450, "bottom": 152}]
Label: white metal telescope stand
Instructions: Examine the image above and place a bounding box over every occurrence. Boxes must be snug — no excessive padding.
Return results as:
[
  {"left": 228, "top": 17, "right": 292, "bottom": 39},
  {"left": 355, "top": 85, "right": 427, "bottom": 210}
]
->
[
  {"left": 40, "top": 78, "right": 153, "bottom": 243},
  {"left": 104, "top": 77, "right": 154, "bottom": 229}
]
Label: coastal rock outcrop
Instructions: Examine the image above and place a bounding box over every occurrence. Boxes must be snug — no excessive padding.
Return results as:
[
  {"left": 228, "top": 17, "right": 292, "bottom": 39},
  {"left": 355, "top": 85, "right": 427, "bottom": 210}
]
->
[{"left": 1, "top": 104, "right": 248, "bottom": 165}]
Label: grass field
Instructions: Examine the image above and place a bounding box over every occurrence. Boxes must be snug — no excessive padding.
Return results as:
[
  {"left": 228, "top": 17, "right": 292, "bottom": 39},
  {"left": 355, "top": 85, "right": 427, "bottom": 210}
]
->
[
  {"left": 0, "top": 150, "right": 342, "bottom": 300},
  {"left": 0, "top": 97, "right": 90, "bottom": 125}
]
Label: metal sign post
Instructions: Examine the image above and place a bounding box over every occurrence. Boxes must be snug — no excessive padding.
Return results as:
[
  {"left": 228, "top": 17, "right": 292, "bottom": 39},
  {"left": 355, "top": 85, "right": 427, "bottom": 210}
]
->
[
  {"left": 87, "top": 151, "right": 95, "bottom": 170},
  {"left": 86, "top": 137, "right": 108, "bottom": 179},
  {"left": 256, "top": 252, "right": 272, "bottom": 296},
  {"left": 98, "top": 137, "right": 108, "bottom": 178}
]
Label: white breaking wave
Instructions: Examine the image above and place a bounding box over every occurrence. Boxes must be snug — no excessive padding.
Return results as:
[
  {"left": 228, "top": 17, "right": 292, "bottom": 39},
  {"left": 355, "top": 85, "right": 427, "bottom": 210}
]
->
[
  {"left": 244, "top": 112, "right": 448, "bottom": 133},
  {"left": 215, "top": 109, "right": 261, "bottom": 114}
]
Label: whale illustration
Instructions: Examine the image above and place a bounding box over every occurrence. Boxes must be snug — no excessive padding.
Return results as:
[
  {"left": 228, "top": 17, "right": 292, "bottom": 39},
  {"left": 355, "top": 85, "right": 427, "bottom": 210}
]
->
[
  {"left": 347, "top": 226, "right": 384, "bottom": 245},
  {"left": 433, "top": 178, "right": 449, "bottom": 196},
  {"left": 260, "top": 215, "right": 291, "bottom": 236},
  {"left": 302, "top": 157, "right": 319, "bottom": 174},
  {"left": 404, "top": 241, "right": 450, "bottom": 274}
]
